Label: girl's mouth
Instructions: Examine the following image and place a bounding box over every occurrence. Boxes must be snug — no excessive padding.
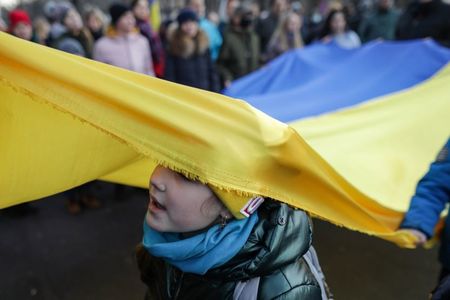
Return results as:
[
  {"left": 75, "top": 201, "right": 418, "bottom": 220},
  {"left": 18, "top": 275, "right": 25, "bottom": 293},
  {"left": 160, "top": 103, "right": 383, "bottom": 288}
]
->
[{"left": 149, "top": 195, "right": 166, "bottom": 211}]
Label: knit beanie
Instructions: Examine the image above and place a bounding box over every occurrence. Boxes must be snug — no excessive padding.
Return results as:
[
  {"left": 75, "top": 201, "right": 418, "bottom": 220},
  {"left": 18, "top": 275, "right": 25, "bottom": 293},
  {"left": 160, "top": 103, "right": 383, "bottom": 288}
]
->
[
  {"left": 176, "top": 8, "right": 198, "bottom": 25},
  {"left": 43, "top": 1, "right": 73, "bottom": 23},
  {"left": 8, "top": 10, "right": 31, "bottom": 32},
  {"left": 109, "top": 3, "right": 131, "bottom": 26},
  {"left": 57, "top": 2, "right": 73, "bottom": 23}
]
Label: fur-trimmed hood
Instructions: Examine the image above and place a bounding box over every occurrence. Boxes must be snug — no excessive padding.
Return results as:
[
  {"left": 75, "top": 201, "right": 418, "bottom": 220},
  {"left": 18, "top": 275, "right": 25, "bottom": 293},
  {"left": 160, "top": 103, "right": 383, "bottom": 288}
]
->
[{"left": 167, "top": 27, "right": 209, "bottom": 58}]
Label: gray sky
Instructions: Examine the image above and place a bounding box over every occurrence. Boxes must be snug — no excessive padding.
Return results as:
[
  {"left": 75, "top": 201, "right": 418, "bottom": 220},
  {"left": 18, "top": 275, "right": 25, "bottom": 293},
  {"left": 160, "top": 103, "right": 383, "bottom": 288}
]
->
[{"left": 0, "top": 0, "right": 20, "bottom": 8}]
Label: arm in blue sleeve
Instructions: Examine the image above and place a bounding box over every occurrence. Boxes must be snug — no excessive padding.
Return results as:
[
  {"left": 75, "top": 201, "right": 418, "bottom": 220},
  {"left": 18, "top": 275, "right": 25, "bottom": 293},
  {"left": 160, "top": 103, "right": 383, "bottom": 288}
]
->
[{"left": 400, "top": 140, "right": 450, "bottom": 238}]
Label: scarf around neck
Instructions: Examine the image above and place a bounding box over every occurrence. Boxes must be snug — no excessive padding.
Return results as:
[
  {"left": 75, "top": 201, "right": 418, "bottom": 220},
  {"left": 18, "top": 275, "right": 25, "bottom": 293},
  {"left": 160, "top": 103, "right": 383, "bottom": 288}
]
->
[{"left": 142, "top": 213, "right": 259, "bottom": 275}]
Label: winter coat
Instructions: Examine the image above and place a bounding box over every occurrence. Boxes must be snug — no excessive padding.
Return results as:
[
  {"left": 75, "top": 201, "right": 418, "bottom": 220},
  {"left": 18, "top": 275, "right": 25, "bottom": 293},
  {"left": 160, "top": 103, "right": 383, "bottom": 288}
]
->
[
  {"left": 401, "top": 139, "right": 450, "bottom": 268},
  {"left": 395, "top": 0, "right": 450, "bottom": 48},
  {"left": 199, "top": 18, "right": 223, "bottom": 61},
  {"left": 164, "top": 28, "right": 220, "bottom": 92},
  {"left": 93, "top": 29, "right": 154, "bottom": 76},
  {"left": 329, "top": 31, "right": 361, "bottom": 49},
  {"left": 256, "top": 13, "right": 280, "bottom": 53},
  {"left": 52, "top": 29, "right": 93, "bottom": 58},
  {"left": 358, "top": 8, "right": 400, "bottom": 43},
  {"left": 216, "top": 26, "right": 260, "bottom": 83},
  {"left": 136, "top": 200, "right": 325, "bottom": 300}
]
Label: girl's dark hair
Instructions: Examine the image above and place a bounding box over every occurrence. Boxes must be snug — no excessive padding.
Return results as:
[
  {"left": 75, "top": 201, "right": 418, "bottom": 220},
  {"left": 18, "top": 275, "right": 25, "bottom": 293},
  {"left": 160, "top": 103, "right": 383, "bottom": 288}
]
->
[
  {"left": 130, "top": 0, "right": 141, "bottom": 9},
  {"left": 319, "top": 9, "right": 348, "bottom": 39}
]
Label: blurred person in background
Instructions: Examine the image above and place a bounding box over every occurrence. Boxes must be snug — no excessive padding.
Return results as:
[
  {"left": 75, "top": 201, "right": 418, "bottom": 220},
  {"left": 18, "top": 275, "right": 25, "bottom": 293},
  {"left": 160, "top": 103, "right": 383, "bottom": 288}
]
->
[
  {"left": 218, "top": 0, "right": 239, "bottom": 36},
  {"left": 249, "top": 1, "right": 261, "bottom": 21},
  {"left": 341, "top": 0, "right": 361, "bottom": 33},
  {"left": 396, "top": 0, "right": 450, "bottom": 48},
  {"left": 358, "top": 0, "right": 400, "bottom": 43},
  {"left": 207, "top": 10, "right": 220, "bottom": 26},
  {"left": 319, "top": 9, "right": 361, "bottom": 48},
  {"left": 187, "top": 0, "right": 223, "bottom": 61},
  {"left": 302, "top": 0, "right": 342, "bottom": 45},
  {"left": 33, "top": 17, "right": 51, "bottom": 45},
  {"left": 52, "top": 7, "right": 94, "bottom": 58},
  {"left": 264, "top": 11, "right": 304, "bottom": 62},
  {"left": 164, "top": 9, "right": 220, "bottom": 92},
  {"left": 93, "top": 3, "right": 154, "bottom": 76},
  {"left": 216, "top": 4, "right": 260, "bottom": 88},
  {"left": 131, "top": 0, "right": 165, "bottom": 77},
  {"left": 84, "top": 6, "right": 106, "bottom": 41},
  {"left": 0, "top": 16, "right": 7, "bottom": 32},
  {"left": 256, "top": 0, "right": 288, "bottom": 54},
  {"left": 43, "top": 1, "right": 73, "bottom": 44},
  {"left": 158, "top": 18, "right": 175, "bottom": 50},
  {"left": 8, "top": 9, "right": 33, "bottom": 41}
]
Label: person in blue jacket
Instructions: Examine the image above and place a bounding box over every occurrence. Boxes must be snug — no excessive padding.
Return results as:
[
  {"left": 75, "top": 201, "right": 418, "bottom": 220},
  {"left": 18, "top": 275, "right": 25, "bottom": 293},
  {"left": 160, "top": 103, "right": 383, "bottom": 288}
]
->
[
  {"left": 187, "top": 0, "right": 223, "bottom": 61},
  {"left": 400, "top": 138, "right": 450, "bottom": 298}
]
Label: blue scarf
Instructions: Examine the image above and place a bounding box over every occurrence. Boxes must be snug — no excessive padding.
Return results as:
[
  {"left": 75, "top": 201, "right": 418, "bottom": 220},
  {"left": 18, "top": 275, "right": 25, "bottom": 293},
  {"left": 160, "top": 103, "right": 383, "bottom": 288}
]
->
[{"left": 142, "top": 213, "right": 259, "bottom": 275}]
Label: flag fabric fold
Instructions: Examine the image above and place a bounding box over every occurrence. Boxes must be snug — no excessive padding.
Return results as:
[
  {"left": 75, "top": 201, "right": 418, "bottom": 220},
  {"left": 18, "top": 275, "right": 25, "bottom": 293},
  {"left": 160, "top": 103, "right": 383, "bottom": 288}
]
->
[
  {"left": 224, "top": 39, "right": 450, "bottom": 122},
  {"left": 1, "top": 32, "right": 449, "bottom": 247}
]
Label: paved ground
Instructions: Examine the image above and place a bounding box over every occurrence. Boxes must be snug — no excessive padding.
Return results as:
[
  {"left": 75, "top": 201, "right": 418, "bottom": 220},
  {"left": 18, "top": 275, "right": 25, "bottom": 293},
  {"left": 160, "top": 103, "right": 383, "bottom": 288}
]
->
[
  {"left": 0, "top": 182, "right": 440, "bottom": 299},
  {"left": 313, "top": 219, "right": 439, "bottom": 299}
]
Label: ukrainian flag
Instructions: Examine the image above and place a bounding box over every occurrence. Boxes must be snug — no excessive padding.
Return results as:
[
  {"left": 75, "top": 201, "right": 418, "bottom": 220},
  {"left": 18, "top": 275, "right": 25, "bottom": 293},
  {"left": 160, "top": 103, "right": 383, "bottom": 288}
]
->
[
  {"left": 224, "top": 39, "right": 450, "bottom": 214},
  {"left": 1, "top": 32, "right": 449, "bottom": 247}
]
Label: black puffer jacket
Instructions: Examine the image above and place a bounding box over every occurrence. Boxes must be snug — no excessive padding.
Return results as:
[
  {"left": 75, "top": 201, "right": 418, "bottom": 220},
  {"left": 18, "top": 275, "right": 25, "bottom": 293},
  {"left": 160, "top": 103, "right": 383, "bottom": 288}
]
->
[{"left": 136, "top": 201, "right": 323, "bottom": 299}]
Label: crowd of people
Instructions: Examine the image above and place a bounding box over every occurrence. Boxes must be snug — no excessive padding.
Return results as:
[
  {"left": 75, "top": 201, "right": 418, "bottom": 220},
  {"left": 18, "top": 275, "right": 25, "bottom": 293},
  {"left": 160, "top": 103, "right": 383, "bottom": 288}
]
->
[{"left": 2, "top": 0, "right": 450, "bottom": 93}]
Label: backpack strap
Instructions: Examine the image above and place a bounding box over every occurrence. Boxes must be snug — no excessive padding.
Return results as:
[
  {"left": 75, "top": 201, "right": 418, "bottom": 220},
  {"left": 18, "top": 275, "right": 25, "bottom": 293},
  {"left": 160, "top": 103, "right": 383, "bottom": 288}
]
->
[
  {"left": 303, "top": 246, "right": 333, "bottom": 300},
  {"left": 233, "top": 276, "right": 260, "bottom": 300}
]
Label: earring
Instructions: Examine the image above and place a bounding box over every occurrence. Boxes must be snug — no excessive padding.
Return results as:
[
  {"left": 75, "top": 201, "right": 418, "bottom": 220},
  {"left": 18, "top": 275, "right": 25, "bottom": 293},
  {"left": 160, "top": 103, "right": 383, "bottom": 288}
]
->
[{"left": 220, "top": 215, "right": 228, "bottom": 229}]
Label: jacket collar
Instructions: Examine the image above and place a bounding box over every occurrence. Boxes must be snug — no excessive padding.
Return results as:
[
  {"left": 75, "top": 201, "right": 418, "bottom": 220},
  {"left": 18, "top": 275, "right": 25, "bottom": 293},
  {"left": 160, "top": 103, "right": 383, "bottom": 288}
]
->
[
  {"left": 205, "top": 201, "right": 312, "bottom": 281},
  {"left": 105, "top": 26, "right": 140, "bottom": 39}
]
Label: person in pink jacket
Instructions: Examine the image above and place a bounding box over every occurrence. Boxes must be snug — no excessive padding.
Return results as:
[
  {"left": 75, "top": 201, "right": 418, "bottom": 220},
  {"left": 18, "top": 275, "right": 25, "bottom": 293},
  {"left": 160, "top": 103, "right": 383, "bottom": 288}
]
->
[{"left": 93, "top": 3, "right": 154, "bottom": 76}]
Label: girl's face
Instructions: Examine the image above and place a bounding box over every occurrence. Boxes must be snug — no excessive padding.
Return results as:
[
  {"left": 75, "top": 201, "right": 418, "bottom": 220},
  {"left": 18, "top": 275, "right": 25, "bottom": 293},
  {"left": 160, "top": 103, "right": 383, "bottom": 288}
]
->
[
  {"left": 285, "top": 14, "right": 301, "bottom": 33},
  {"left": 12, "top": 22, "right": 32, "bottom": 40},
  {"left": 330, "top": 12, "right": 346, "bottom": 34},
  {"left": 64, "top": 9, "right": 83, "bottom": 32},
  {"left": 226, "top": 0, "right": 239, "bottom": 18},
  {"left": 133, "top": 0, "right": 149, "bottom": 21},
  {"left": 116, "top": 11, "right": 136, "bottom": 33},
  {"left": 146, "top": 166, "right": 226, "bottom": 233},
  {"left": 181, "top": 20, "right": 198, "bottom": 38},
  {"left": 87, "top": 13, "right": 102, "bottom": 32}
]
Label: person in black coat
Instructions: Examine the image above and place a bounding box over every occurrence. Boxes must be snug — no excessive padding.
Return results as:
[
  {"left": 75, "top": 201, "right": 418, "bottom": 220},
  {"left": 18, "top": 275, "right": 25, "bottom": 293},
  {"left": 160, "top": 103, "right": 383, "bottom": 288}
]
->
[
  {"left": 396, "top": 0, "right": 450, "bottom": 48},
  {"left": 164, "top": 9, "right": 220, "bottom": 92}
]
